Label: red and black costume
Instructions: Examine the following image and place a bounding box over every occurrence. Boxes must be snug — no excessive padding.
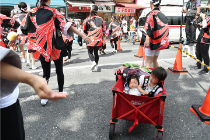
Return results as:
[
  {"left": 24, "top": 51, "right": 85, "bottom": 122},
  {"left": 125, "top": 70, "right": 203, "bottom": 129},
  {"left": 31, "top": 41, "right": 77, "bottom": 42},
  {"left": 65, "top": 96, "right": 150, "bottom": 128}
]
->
[
  {"left": 62, "top": 33, "right": 73, "bottom": 60},
  {"left": 13, "top": 11, "right": 28, "bottom": 45},
  {"left": 20, "top": 5, "right": 73, "bottom": 92},
  {"left": 144, "top": 8, "right": 169, "bottom": 50},
  {"left": 83, "top": 16, "right": 106, "bottom": 47},
  {"left": 0, "top": 14, "right": 20, "bottom": 48},
  {"left": 109, "top": 21, "right": 122, "bottom": 40},
  {"left": 20, "top": 5, "right": 73, "bottom": 62},
  {"left": 83, "top": 15, "right": 106, "bottom": 65},
  {"left": 108, "top": 21, "right": 122, "bottom": 51}
]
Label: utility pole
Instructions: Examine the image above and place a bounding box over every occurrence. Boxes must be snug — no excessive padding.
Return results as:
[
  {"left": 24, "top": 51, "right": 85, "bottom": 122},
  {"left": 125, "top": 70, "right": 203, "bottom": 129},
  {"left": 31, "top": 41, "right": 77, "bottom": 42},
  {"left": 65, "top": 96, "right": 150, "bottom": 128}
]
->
[{"left": 65, "top": 0, "right": 68, "bottom": 18}]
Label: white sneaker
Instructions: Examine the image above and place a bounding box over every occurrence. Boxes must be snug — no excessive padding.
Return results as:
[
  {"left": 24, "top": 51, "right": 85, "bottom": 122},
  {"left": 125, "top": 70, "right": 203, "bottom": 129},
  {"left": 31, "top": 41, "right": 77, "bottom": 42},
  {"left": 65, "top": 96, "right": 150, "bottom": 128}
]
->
[
  {"left": 22, "top": 59, "right": 26, "bottom": 63},
  {"left": 94, "top": 65, "right": 98, "bottom": 71},
  {"left": 32, "top": 65, "right": 37, "bottom": 70},
  {"left": 41, "top": 99, "right": 48, "bottom": 106},
  {"left": 91, "top": 61, "right": 97, "bottom": 70},
  {"left": 26, "top": 63, "right": 30, "bottom": 67},
  {"left": 78, "top": 47, "right": 83, "bottom": 50}
]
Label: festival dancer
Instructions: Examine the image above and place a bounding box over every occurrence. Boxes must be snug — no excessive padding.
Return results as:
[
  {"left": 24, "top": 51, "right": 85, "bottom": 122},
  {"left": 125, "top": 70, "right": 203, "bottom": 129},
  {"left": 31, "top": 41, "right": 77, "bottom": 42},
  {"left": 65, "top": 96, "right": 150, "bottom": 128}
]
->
[{"left": 83, "top": 5, "right": 106, "bottom": 71}]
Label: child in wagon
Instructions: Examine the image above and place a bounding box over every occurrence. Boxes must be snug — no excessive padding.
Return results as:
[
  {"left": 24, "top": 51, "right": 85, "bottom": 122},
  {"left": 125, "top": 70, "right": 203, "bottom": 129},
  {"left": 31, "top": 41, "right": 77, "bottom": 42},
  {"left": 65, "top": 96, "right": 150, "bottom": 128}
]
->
[{"left": 126, "top": 67, "right": 167, "bottom": 97}]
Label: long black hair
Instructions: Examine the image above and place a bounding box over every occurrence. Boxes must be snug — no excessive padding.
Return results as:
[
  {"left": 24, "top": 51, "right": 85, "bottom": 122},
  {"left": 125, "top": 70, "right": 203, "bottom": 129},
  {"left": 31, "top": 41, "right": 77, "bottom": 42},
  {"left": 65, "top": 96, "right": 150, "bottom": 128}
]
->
[{"left": 36, "top": 0, "right": 48, "bottom": 7}]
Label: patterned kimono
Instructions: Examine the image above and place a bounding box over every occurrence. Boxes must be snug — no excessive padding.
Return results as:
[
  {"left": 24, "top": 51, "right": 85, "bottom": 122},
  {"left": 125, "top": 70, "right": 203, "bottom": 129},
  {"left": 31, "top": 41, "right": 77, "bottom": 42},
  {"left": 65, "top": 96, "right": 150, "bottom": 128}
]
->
[
  {"left": 13, "top": 11, "right": 28, "bottom": 45},
  {"left": 108, "top": 21, "right": 122, "bottom": 40},
  {"left": 144, "top": 8, "right": 169, "bottom": 50},
  {"left": 0, "top": 14, "right": 20, "bottom": 48},
  {"left": 83, "top": 16, "right": 106, "bottom": 47},
  {"left": 20, "top": 5, "right": 73, "bottom": 62}
]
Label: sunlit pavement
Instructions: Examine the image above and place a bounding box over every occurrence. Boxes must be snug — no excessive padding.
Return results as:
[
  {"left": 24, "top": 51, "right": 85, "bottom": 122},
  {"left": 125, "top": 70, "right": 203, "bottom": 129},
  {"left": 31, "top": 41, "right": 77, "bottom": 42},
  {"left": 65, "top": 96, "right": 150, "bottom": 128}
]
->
[{"left": 17, "top": 42, "right": 210, "bottom": 140}]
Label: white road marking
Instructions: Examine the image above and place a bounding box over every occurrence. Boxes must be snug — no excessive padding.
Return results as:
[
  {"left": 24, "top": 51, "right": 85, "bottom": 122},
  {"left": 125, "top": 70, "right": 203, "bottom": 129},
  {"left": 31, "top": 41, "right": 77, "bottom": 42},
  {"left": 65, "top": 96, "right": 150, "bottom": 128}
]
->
[{"left": 26, "top": 57, "right": 188, "bottom": 73}]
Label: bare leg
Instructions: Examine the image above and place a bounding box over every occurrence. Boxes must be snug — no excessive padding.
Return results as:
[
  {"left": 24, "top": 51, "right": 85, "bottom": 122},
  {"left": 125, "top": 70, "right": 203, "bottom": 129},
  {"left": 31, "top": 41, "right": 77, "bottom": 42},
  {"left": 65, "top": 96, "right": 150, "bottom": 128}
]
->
[
  {"left": 153, "top": 55, "right": 159, "bottom": 68},
  {"left": 19, "top": 44, "right": 25, "bottom": 60},
  {"left": 32, "top": 55, "right": 36, "bottom": 66},
  {"left": 145, "top": 56, "right": 153, "bottom": 68}
]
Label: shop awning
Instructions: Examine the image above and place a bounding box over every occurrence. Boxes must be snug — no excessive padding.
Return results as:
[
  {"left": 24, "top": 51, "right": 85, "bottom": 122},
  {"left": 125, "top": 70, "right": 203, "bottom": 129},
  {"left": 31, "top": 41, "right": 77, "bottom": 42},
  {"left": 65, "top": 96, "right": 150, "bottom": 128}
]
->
[
  {"left": 1, "top": 0, "right": 66, "bottom": 7},
  {"left": 116, "top": 3, "right": 146, "bottom": 9},
  {"left": 67, "top": 1, "right": 94, "bottom": 7}
]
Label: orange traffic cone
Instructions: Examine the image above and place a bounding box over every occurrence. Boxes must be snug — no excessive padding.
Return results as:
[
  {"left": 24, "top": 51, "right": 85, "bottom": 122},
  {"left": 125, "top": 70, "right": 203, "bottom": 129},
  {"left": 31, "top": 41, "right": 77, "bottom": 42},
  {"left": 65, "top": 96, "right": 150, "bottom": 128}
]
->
[
  {"left": 190, "top": 87, "right": 210, "bottom": 125},
  {"left": 168, "top": 43, "right": 188, "bottom": 73},
  {"left": 117, "top": 37, "right": 122, "bottom": 51},
  {"left": 134, "top": 42, "right": 144, "bottom": 58}
]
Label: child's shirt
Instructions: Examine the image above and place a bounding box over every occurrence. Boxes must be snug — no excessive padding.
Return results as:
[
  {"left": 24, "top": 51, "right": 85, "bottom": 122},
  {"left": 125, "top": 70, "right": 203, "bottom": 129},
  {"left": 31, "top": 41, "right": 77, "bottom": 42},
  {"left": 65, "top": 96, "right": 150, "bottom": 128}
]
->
[
  {"left": 139, "top": 75, "right": 163, "bottom": 96},
  {"left": 129, "top": 88, "right": 141, "bottom": 96}
]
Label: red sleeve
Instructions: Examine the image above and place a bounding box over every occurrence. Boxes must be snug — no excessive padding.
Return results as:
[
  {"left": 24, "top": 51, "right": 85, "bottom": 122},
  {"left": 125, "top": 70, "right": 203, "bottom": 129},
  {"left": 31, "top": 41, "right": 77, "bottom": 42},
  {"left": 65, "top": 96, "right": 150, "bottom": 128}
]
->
[
  {"left": 0, "top": 14, "right": 20, "bottom": 29},
  {"left": 144, "top": 12, "right": 155, "bottom": 37}
]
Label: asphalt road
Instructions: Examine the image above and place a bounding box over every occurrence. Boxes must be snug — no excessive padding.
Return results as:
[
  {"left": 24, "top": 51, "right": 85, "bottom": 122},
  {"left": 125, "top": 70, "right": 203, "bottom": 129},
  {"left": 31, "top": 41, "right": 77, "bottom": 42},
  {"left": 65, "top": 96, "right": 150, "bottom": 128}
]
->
[{"left": 17, "top": 42, "right": 210, "bottom": 140}]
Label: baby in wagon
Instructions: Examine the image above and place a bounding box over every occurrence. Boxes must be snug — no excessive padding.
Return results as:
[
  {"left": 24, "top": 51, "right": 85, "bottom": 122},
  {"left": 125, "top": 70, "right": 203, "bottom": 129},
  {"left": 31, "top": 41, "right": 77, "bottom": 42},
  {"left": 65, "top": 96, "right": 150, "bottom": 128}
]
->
[{"left": 126, "top": 67, "right": 167, "bottom": 97}]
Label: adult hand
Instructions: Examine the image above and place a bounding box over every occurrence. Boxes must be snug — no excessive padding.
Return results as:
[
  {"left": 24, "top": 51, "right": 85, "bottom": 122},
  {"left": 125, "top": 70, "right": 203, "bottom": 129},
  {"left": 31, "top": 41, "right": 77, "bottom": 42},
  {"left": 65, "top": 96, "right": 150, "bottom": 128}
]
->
[
  {"left": 28, "top": 75, "right": 68, "bottom": 101},
  {"left": 8, "top": 35, "right": 18, "bottom": 47},
  {"left": 144, "top": 39, "right": 150, "bottom": 48},
  {"left": 83, "top": 36, "right": 92, "bottom": 44}
]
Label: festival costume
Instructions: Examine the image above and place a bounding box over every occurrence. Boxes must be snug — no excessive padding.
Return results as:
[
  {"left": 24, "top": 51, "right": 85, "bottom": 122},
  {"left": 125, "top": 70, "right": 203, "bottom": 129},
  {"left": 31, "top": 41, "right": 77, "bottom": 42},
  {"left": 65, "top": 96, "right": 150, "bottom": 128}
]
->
[
  {"left": 144, "top": 8, "right": 169, "bottom": 50},
  {"left": 108, "top": 21, "right": 122, "bottom": 40},
  {"left": 0, "top": 14, "right": 20, "bottom": 48},
  {"left": 20, "top": 5, "right": 73, "bottom": 62},
  {"left": 14, "top": 12, "right": 28, "bottom": 45},
  {"left": 83, "top": 16, "right": 106, "bottom": 47}
]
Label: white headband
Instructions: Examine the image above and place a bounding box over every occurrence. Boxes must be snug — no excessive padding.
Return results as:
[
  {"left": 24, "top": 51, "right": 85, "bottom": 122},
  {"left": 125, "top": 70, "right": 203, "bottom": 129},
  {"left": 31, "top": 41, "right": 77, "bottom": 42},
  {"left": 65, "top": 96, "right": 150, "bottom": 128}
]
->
[
  {"left": 20, "top": 7, "right": 27, "bottom": 11},
  {"left": 150, "top": 0, "right": 160, "bottom": 6}
]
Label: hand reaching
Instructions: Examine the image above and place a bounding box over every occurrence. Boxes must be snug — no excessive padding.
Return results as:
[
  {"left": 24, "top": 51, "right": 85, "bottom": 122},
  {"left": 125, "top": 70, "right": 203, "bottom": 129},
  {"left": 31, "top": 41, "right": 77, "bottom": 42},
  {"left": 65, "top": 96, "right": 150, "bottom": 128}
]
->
[
  {"left": 83, "top": 36, "right": 92, "bottom": 44},
  {"left": 28, "top": 75, "right": 68, "bottom": 101}
]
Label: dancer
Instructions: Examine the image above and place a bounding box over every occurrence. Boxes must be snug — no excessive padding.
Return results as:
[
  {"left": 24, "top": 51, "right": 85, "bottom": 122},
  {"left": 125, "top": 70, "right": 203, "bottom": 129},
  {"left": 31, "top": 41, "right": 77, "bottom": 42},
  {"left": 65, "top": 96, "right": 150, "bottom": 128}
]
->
[
  {"left": 109, "top": 16, "right": 122, "bottom": 53},
  {"left": 62, "top": 32, "right": 73, "bottom": 63},
  {"left": 9, "top": 0, "right": 91, "bottom": 106},
  {"left": 13, "top": 2, "right": 29, "bottom": 63},
  {"left": 144, "top": 0, "right": 169, "bottom": 68},
  {"left": 0, "top": 14, "right": 20, "bottom": 48},
  {"left": 83, "top": 5, "right": 106, "bottom": 71}
]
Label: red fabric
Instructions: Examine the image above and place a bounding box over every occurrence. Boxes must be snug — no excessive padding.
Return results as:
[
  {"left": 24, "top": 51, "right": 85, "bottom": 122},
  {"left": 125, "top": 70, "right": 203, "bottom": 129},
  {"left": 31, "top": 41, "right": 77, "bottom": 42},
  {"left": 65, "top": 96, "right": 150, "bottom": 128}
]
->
[
  {"left": 83, "top": 16, "right": 106, "bottom": 47},
  {"left": 21, "top": 6, "right": 69, "bottom": 62},
  {"left": 115, "top": 93, "right": 161, "bottom": 124},
  {"left": 111, "top": 75, "right": 167, "bottom": 132}
]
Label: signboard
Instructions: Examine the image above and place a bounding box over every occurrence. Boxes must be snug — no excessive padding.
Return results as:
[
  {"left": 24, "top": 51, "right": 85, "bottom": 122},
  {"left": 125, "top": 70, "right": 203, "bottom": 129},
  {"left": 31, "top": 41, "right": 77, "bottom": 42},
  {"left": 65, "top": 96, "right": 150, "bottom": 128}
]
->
[
  {"left": 97, "top": 5, "right": 114, "bottom": 13},
  {"left": 68, "top": 4, "right": 91, "bottom": 12},
  {"left": 115, "top": 7, "right": 136, "bottom": 13}
]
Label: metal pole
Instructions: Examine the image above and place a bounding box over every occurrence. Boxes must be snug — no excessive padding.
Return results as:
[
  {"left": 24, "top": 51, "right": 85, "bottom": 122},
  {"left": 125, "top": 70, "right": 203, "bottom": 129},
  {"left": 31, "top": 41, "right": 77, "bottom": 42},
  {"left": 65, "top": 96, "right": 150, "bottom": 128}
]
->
[
  {"left": 65, "top": 0, "right": 68, "bottom": 18},
  {"left": 179, "top": 0, "right": 184, "bottom": 44}
]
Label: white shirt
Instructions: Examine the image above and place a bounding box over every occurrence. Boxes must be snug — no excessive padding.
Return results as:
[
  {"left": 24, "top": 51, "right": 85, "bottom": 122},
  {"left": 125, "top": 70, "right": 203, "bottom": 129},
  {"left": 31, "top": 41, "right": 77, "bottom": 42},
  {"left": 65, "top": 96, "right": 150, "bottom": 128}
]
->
[
  {"left": 0, "top": 86, "right": 19, "bottom": 108},
  {"left": 129, "top": 88, "right": 141, "bottom": 96}
]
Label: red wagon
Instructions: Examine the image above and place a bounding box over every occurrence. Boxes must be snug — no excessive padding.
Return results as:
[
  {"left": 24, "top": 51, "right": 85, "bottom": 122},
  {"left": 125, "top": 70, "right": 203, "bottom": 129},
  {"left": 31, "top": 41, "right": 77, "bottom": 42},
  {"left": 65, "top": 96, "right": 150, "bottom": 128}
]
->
[{"left": 109, "top": 75, "right": 168, "bottom": 140}]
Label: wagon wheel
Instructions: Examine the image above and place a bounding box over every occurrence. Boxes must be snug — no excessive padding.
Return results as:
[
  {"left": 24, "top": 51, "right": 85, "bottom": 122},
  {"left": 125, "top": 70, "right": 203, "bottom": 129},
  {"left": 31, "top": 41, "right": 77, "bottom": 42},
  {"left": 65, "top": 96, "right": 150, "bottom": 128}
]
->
[
  {"left": 109, "top": 123, "right": 115, "bottom": 140},
  {"left": 156, "top": 131, "right": 163, "bottom": 140}
]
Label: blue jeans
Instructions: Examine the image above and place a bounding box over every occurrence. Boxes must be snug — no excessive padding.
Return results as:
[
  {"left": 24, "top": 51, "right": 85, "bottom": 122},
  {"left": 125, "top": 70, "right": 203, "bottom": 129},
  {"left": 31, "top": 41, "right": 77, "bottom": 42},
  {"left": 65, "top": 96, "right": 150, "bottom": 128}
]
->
[{"left": 131, "top": 32, "right": 135, "bottom": 44}]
